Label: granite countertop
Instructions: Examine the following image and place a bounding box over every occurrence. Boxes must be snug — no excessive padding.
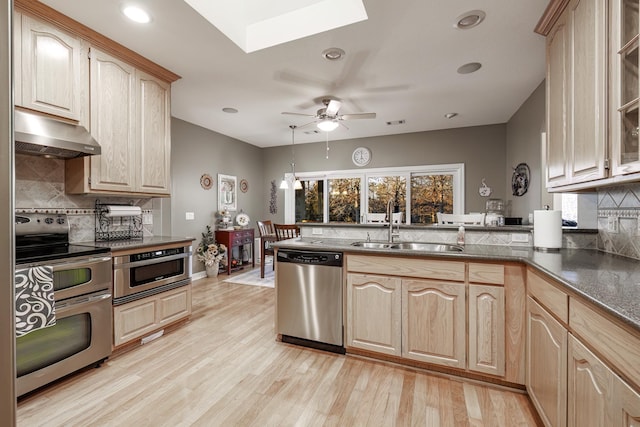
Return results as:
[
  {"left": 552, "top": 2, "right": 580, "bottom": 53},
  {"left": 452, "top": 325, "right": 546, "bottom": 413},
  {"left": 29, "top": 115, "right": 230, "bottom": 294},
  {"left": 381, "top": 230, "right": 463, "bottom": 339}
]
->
[
  {"left": 273, "top": 237, "right": 640, "bottom": 333},
  {"left": 78, "top": 235, "right": 195, "bottom": 253}
]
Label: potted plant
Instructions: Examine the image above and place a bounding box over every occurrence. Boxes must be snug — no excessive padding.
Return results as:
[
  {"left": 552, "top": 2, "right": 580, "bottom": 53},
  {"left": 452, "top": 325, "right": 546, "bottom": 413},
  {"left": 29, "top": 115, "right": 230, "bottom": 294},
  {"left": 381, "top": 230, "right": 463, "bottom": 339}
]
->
[{"left": 196, "top": 225, "right": 226, "bottom": 277}]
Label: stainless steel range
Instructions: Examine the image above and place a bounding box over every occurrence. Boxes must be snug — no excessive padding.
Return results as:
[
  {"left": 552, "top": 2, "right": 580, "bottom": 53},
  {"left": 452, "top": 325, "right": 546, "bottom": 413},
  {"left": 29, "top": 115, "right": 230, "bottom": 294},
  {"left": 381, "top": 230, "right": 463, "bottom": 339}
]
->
[{"left": 15, "top": 213, "right": 112, "bottom": 397}]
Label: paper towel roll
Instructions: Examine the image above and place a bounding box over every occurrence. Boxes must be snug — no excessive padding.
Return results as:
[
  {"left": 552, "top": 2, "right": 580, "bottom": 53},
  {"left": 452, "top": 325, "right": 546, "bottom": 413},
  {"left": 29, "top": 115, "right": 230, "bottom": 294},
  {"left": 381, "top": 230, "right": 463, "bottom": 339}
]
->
[
  {"left": 104, "top": 205, "right": 142, "bottom": 218},
  {"left": 533, "top": 210, "right": 562, "bottom": 250}
]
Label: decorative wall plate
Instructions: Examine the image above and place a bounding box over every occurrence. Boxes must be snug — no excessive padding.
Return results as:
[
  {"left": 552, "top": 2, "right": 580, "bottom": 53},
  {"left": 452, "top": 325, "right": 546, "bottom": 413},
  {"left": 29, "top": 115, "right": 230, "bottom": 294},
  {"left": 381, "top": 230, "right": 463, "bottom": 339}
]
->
[
  {"left": 200, "top": 173, "right": 213, "bottom": 190},
  {"left": 235, "top": 212, "right": 250, "bottom": 227},
  {"left": 239, "top": 179, "right": 249, "bottom": 193},
  {"left": 512, "top": 163, "right": 530, "bottom": 196}
]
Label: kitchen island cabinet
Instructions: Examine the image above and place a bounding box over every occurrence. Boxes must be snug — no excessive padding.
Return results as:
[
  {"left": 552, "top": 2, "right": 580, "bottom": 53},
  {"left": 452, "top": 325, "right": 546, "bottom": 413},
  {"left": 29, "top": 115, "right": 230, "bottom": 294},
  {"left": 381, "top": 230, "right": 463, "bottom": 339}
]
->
[{"left": 345, "top": 254, "right": 520, "bottom": 383}]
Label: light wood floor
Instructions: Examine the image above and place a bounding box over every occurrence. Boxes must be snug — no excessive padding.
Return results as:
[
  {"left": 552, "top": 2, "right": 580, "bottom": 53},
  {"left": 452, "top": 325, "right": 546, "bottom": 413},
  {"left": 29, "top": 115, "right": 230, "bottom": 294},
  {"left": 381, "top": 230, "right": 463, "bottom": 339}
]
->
[{"left": 17, "top": 270, "right": 541, "bottom": 426}]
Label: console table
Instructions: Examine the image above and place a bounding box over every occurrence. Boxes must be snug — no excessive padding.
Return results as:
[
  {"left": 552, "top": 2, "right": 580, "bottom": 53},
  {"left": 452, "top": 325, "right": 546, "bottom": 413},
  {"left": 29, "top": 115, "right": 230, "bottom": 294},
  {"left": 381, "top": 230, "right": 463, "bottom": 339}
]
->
[{"left": 215, "top": 229, "right": 255, "bottom": 275}]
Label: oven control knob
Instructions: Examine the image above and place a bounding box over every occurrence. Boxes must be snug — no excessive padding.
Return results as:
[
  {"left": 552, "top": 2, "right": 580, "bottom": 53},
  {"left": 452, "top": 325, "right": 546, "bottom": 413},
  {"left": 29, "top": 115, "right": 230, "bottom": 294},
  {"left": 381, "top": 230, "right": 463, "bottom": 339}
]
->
[{"left": 44, "top": 217, "right": 53, "bottom": 224}]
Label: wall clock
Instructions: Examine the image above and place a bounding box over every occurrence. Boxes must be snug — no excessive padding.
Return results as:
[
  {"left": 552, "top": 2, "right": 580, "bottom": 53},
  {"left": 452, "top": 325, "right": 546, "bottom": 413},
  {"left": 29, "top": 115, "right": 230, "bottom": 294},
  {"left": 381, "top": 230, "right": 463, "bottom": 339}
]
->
[{"left": 352, "top": 146, "right": 371, "bottom": 167}]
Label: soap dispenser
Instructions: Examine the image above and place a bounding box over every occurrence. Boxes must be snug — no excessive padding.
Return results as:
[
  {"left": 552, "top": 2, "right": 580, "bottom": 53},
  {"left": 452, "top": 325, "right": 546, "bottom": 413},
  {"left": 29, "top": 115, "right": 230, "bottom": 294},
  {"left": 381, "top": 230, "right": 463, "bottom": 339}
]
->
[{"left": 457, "top": 225, "right": 465, "bottom": 245}]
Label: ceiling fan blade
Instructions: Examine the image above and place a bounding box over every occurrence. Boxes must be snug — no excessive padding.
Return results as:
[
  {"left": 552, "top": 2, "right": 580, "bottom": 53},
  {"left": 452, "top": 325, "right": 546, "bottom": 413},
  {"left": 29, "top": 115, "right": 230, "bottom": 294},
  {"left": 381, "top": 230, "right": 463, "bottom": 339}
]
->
[
  {"left": 325, "top": 99, "right": 342, "bottom": 116},
  {"left": 282, "top": 112, "right": 316, "bottom": 117},
  {"left": 340, "top": 112, "right": 376, "bottom": 120}
]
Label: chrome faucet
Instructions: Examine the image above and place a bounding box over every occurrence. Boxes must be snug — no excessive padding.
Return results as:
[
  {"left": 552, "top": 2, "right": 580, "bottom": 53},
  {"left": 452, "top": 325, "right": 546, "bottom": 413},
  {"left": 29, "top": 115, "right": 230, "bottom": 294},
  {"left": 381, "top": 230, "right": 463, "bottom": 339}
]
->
[{"left": 386, "top": 199, "right": 400, "bottom": 243}]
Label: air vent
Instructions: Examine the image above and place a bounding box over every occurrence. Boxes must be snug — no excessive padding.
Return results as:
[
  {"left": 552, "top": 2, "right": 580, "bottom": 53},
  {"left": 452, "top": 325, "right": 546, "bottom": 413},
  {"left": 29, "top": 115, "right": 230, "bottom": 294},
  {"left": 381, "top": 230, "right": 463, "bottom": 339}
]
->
[
  {"left": 386, "top": 120, "right": 406, "bottom": 126},
  {"left": 304, "top": 130, "right": 320, "bottom": 135}
]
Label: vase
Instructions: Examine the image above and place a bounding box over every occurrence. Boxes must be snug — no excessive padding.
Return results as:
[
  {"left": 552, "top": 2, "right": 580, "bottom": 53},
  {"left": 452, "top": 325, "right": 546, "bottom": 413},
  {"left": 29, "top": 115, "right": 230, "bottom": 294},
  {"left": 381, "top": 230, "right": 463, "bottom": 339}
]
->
[{"left": 206, "top": 262, "right": 219, "bottom": 278}]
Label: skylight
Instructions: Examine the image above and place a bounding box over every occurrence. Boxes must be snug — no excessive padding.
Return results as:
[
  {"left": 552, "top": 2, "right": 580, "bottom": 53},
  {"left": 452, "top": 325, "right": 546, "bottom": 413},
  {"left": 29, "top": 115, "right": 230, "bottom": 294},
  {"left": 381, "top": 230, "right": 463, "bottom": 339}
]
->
[{"left": 183, "top": 0, "right": 368, "bottom": 53}]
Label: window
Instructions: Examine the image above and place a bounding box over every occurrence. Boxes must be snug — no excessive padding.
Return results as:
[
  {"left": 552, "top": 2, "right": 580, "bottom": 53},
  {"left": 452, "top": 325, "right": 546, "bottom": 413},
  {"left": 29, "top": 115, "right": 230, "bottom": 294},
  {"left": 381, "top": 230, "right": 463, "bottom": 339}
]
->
[{"left": 283, "top": 164, "right": 464, "bottom": 224}]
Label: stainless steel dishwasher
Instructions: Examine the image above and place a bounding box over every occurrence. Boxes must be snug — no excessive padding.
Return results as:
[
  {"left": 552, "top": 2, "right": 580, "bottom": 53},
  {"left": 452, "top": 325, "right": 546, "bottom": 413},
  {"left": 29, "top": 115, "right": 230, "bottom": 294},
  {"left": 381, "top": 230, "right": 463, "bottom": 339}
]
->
[{"left": 276, "top": 249, "right": 344, "bottom": 353}]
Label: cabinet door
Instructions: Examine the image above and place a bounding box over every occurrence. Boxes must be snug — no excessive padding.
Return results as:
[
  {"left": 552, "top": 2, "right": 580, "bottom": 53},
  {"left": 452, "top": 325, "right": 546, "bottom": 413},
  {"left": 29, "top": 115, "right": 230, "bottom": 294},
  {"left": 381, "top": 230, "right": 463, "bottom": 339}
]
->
[
  {"left": 567, "top": 0, "right": 607, "bottom": 184},
  {"left": 610, "top": 0, "right": 640, "bottom": 175},
  {"left": 402, "top": 279, "right": 465, "bottom": 368},
  {"left": 546, "top": 10, "right": 570, "bottom": 187},
  {"left": 89, "top": 47, "right": 136, "bottom": 192},
  {"left": 567, "top": 334, "right": 615, "bottom": 427},
  {"left": 346, "top": 273, "right": 401, "bottom": 356},
  {"left": 13, "top": 11, "right": 22, "bottom": 106},
  {"left": 617, "top": 376, "right": 640, "bottom": 426},
  {"left": 136, "top": 70, "right": 171, "bottom": 195},
  {"left": 468, "top": 284, "right": 505, "bottom": 377},
  {"left": 527, "top": 296, "right": 568, "bottom": 427},
  {"left": 19, "top": 15, "right": 86, "bottom": 121},
  {"left": 158, "top": 286, "right": 191, "bottom": 327}
]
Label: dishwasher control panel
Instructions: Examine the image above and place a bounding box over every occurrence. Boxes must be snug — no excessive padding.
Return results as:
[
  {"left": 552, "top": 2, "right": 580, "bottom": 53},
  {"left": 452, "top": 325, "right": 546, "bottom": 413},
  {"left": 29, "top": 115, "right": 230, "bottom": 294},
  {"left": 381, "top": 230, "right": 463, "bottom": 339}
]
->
[{"left": 277, "top": 250, "right": 342, "bottom": 267}]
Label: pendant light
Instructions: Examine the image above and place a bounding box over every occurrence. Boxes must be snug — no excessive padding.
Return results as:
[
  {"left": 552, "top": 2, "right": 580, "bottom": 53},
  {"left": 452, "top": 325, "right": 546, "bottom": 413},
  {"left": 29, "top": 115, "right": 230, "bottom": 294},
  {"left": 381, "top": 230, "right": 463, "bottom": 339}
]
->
[{"left": 279, "top": 125, "right": 303, "bottom": 190}]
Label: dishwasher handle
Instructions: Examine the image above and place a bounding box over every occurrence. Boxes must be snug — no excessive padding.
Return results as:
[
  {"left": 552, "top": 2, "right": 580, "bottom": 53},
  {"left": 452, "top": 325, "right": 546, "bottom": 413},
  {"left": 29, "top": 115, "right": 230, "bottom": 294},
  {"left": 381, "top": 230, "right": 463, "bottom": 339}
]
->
[{"left": 277, "top": 250, "right": 343, "bottom": 267}]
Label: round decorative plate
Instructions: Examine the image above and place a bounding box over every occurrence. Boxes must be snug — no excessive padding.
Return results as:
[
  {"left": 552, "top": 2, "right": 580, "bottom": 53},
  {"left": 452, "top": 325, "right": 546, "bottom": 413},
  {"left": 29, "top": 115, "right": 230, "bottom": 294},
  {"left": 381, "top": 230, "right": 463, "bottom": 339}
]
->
[
  {"left": 235, "top": 212, "right": 250, "bottom": 227},
  {"left": 239, "top": 179, "right": 249, "bottom": 193},
  {"left": 200, "top": 173, "right": 213, "bottom": 190}
]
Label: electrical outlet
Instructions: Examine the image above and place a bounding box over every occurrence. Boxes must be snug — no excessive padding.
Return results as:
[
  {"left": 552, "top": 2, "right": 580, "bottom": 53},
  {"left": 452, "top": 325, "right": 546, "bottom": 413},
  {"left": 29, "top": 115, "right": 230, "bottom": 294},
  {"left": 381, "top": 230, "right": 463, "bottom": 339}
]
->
[
  {"left": 142, "top": 213, "right": 153, "bottom": 225},
  {"left": 511, "top": 233, "right": 529, "bottom": 243},
  {"left": 607, "top": 216, "right": 619, "bottom": 233},
  {"left": 185, "top": 212, "right": 195, "bottom": 220}
]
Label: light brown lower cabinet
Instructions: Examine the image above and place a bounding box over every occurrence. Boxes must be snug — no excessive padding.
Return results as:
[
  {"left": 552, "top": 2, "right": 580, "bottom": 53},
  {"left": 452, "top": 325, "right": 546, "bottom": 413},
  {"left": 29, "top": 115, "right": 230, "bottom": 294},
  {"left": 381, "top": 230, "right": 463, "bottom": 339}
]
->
[
  {"left": 346, "top": 273, "right": 401, "bottom": 356},
  {"left": 345, "top": 256, "right": 513, "bottom": 380},
  {"left": 526, "top": 296, "right": 568, "bottom": 427},
  {"left": 618, "top": 376, "right": 640, "bottom": 426},
  {"left": 113, "top": 285, "right": 192, "bottom": 347},
  {"left": 402, "top": 279, "right": 465, "bottom": 368},
  {"left": 468, "top": 284, "right": 505, "bottom": 376}
]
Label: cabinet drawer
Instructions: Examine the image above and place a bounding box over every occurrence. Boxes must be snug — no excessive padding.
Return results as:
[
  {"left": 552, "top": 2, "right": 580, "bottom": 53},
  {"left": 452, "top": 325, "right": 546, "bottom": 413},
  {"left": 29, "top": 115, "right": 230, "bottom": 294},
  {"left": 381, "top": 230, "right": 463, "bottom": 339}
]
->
[
  {"left": 469, "top": 263, "right": 504, "bottom": 285},
  {"left": 527, "top": 268, "right": 568, "bottom": 324},
  {"left": 347, "top": 255, "right": 464, "bottom": 282},
  {"left": 570, "top": 298, "right": 640, "bottom": 390}
]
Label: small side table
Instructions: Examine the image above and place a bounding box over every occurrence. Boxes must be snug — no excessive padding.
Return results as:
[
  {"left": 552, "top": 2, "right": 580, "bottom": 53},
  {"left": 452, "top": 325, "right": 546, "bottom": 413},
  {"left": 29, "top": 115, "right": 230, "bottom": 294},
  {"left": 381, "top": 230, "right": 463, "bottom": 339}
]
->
[{"left": 215, "top": 229, "right": 255, "bottom": 275}]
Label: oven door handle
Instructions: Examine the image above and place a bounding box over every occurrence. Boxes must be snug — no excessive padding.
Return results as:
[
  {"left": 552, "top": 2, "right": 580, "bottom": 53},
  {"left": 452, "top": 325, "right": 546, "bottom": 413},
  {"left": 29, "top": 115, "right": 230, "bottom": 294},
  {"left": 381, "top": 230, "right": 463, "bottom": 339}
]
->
[
  {"left": 55, "top": 291, "right": 112, "bottom": 310},
  {"left": 114, "top": 252, "right": 191, "bottom": 269},
  {"left": 50, "top": 256, "right": 113, "bottom": 271}
]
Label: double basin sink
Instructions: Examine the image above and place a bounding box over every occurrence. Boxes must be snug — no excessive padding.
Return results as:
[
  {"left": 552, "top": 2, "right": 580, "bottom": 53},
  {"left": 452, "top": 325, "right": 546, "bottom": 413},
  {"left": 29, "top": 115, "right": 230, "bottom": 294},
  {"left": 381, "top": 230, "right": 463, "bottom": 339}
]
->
[{"left": 351, "top": 241, "right": 464, "bottom": 252}]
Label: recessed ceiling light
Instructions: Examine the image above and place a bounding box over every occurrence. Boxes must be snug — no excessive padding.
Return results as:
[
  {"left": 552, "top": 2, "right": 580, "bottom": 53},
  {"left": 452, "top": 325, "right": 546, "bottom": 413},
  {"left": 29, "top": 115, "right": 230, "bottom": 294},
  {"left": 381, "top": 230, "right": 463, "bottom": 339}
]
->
[
  {"left": 457, "top": 62, "right": 482, "bottom": 74},
  {"left": 445, "top": 113, "right": 458, "bottom": 119},
  {"left": 322, "top": 47, "right": 346, "bottom": 61},
  {"left": 222, "top": 107, "right": 238, "bottom": 114},
  {"left": 122, "top": 5, "right": 151, "bottom": 24},
  {"left": 454, "top": 10, "right": 486, "bottom": 29}
]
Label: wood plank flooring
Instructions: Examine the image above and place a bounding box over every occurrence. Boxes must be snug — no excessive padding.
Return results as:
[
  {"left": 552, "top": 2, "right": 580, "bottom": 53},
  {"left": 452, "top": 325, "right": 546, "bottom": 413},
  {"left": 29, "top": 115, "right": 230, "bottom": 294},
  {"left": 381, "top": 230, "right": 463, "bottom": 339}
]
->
[{"left": 17, "top": 271, "right": 541, "bottom": 426}]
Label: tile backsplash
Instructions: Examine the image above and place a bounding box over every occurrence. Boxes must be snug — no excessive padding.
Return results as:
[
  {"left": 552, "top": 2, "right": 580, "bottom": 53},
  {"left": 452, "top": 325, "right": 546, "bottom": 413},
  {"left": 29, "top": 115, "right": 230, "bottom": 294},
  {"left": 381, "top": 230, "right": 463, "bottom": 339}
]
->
[
  {"left": 15, "top": 154, "right": 154, "bottom": 242},
  {"left": 598, "top": 183, "right": 640, "bottom": 260}
]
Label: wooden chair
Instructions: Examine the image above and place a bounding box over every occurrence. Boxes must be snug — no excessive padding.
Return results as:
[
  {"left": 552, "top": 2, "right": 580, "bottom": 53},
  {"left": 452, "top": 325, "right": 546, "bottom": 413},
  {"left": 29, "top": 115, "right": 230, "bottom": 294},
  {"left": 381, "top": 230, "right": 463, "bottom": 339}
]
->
[
  {"left": 257, "top": 220, "right": 276, "bottom": 278},
  {"left": 436, "top": 213, "right": 486, "bottom": 226},
  {"left": 274, "top": 223, "right": 300, "bottom": 241}
]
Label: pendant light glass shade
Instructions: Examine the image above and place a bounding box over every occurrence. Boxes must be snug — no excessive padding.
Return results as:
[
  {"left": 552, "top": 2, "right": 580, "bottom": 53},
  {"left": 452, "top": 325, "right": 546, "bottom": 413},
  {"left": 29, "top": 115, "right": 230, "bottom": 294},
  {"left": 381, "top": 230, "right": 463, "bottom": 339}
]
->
[
  {"left": 279, "top": 178, "right": 288, "bottom": 189},
  {"left": 317, "top": 119, "right": 339, "bottom": 132},
  {"left": 294, "top": 179, "right": 303, "bottom": 190}
]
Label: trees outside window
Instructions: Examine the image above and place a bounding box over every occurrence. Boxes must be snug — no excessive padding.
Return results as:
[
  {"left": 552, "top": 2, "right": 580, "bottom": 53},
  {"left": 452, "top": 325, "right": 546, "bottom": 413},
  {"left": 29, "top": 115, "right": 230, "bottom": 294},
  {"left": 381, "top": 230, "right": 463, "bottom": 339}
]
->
[{"left": 284, "top": 164, "right": 463, "bottom": 225}]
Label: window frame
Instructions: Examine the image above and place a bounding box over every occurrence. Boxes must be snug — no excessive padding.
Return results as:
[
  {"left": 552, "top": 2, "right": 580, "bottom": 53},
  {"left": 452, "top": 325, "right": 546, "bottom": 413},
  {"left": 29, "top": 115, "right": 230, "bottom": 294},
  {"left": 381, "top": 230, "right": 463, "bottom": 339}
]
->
[{"left": 283, "top": 163, "right": 465, "bottom": 224}]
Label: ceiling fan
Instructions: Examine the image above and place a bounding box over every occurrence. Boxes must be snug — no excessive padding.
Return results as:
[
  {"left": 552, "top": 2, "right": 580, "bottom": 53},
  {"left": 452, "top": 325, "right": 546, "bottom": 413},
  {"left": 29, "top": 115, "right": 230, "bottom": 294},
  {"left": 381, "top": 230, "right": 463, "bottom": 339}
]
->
[{"left": 282, "top": 98, "right": 376, "bottom": 131}]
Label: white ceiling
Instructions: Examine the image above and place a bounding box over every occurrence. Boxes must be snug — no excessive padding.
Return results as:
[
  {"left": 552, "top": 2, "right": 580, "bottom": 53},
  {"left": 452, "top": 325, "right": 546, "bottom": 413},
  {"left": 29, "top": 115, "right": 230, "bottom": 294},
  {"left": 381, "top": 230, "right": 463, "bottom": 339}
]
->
[{"left": 40, "top": 0, "right": 549, "bottom": 148}]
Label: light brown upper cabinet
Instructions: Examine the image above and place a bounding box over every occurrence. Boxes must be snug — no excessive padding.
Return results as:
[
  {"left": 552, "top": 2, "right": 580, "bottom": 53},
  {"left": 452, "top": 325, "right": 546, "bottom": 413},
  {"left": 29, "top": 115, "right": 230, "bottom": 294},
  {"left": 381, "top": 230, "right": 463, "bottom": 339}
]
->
[
  {"left": 66, "top": 49, "right": 171, "bottom": 196},
  {"left": 540, "top": 0, "right": 607, "bottom": 190},
  {"left": 15, "top": 12, "right": 88, "bottom": 123},
  {"left": 610, "top": 0, "right": 640, "bottom": 176}
]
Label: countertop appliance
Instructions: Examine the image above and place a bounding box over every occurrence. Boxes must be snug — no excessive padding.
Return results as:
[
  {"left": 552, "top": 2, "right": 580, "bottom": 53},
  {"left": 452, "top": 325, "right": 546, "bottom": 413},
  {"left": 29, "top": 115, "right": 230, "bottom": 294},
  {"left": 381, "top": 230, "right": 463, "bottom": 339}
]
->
[
  {"left": 276, "top": 249, "right": 344, "bottom": 353},
  {"left": 15, "top": 213, "right": 112, "bottom": 396}
]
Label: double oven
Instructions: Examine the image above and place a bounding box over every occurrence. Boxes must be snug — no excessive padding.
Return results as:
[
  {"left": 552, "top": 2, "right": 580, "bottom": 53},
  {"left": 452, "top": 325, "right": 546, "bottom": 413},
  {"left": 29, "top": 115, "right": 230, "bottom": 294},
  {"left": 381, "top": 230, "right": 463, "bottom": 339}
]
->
[{"left": 15, "top": 213, "right": 112, "bottom": 397}]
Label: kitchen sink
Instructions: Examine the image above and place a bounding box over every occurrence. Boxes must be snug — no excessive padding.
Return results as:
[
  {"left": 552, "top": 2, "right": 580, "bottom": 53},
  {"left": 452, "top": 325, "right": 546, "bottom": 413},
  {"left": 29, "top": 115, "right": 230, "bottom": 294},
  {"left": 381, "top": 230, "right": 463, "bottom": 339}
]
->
[
  {"left": 351, "top": 241, "right": 463, "bottom": 252},
  {"left": 351, "top": 242, "right": 394, "bottom": 249},
  {"left": 389, "top": 242, "right": 464, "bottom": 252}
]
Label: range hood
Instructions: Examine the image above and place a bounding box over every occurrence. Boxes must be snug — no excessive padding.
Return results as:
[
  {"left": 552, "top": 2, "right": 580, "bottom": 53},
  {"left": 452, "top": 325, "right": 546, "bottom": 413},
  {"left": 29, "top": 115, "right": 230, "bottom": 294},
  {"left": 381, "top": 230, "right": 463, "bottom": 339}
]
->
[{"left": 14, "top": 110, "right": 101, "bottom": 159}]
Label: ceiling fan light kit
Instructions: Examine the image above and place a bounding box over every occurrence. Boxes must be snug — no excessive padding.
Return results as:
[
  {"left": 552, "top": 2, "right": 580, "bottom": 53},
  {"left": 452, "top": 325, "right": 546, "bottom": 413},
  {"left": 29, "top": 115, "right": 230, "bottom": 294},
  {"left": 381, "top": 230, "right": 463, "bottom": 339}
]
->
[
  {"left": 282, "top": 98, "right": 376, "bottom": 132},
  {"left": 317, "top": 119, "right": 339, "bottom": 132}
]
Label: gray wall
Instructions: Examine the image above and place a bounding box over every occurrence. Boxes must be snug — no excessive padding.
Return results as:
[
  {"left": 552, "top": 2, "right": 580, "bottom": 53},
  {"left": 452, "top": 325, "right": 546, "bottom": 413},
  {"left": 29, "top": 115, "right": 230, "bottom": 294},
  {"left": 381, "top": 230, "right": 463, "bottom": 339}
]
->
[
  {"left": 262, "top": 124, "right": 507, "bottom": 221},
  {"left": 170, "top": 118, "right": 263, "bottom": 273},
  {"left": 505, "top": 80, "right": 550, "bottom": 220}
]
